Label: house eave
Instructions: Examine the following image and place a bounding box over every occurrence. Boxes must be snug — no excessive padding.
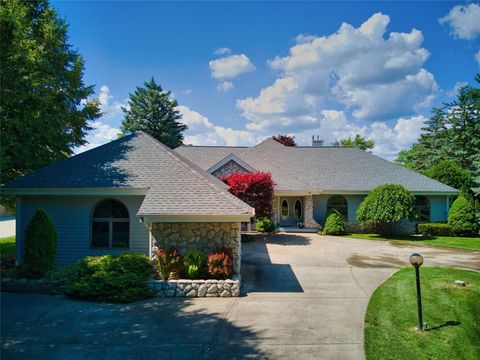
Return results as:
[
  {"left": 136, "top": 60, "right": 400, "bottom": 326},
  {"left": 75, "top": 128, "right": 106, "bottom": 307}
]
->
[{"left": 1, "top": 187, "right": 149, "bottom": 196}]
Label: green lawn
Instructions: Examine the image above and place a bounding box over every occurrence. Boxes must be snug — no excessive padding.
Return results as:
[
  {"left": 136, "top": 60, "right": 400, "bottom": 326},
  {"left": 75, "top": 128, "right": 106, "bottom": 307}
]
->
[
  {"left": 0, "top": 236, "right": 16, "bottom": 257},
  {"left": 342, "top": 233, "right": 480, "bottom": 251},
  {"left": 365, "top": 267, "right": 480, "bottom": 359}
]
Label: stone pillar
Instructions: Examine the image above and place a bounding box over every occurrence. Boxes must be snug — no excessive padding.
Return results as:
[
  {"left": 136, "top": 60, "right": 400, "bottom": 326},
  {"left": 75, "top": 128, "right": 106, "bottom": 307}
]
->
[{"left": 304, "top": 195, "right": 320, "bottom": 229}]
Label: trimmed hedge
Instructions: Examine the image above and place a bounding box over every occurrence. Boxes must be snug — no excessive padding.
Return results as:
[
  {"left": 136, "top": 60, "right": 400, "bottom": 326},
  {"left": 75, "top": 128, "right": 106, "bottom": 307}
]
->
[
  {"left": 255, "top": 217, "right": 275, "bottom": 233},
  {"left": 322, "top": 211, "right": 345, "bottom": 235},
  {"left": 417, "top": 223, "right": 453, "bottom": 236},
  {"left": 23, "top": 209, "right": 57, "bottom": 278},
  {"left": 67, "top": 253, "right": 156, "bottom": 303}
]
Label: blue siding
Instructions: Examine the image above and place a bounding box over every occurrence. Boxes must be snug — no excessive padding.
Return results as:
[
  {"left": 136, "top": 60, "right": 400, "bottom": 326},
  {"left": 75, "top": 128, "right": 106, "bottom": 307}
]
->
[
  {"left": 16, "top": 195, "right": 149, "bottom": 264},
  {"left": 313, "top": 194, "right": 449, "bottom": 226}
]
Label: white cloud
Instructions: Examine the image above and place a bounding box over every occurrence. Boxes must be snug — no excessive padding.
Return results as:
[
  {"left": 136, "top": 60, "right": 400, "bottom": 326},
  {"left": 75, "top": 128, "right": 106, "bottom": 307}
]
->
[
  {"left": 446, "top": 81, "right": 468, "bottom": 97},
  {"left": 439, "top": 3, "right": 480, "bottom": 40},
  {"left": 182, "top": 89, "right": 193, "bottom": 95},
  {"left": 217, "top": 81, "right": 234, "bottom": 92},
  {"left": 98, "top": 85, "right": 126, "bottom": 119},
  {"left": 214, "top": 47, "right": 232, "bottom": 55},
  {"left": 237, "top": 13, "right": 437, "bottom": 133},
  {"left": 476, "top": 50, "right": 480, "bottom": 65},
  {"left": 178, "top": 105, "right": 258, "bottom": 146},
  {"left": 76, "top": 121, "right": 120, "bottom": 153},
  {"left": 209, "top": 54, "right": 255, "bottom": 79}
]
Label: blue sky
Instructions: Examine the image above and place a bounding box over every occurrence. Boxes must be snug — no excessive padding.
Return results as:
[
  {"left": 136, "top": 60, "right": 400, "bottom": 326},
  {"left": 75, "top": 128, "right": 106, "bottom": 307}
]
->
[{"left": 52, "top": 1, "right": 480, "bottom": 159}]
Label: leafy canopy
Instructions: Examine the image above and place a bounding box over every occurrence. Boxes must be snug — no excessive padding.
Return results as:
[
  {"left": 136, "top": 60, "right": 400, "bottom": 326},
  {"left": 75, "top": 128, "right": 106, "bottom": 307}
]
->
[
  {"left": 223, "top": 172, "right": 275, "bottom": 219},
  {"left": 0, "top": 0, "right": 101, "bottom": 188},
  {"left": 272, "top": 135, "right": 296, "bottom": 146},
  {"left": 357, "top": 184, "right": 415, "bottom": 234},
  {"left": 120, "top": 78, "right": 187, "bottom": 148},
  {"left": 424, "top": 160, "right": 472, "bottom": 191},
  {"left": 332, "top": 134, "right": 375, "bottom": 151}
]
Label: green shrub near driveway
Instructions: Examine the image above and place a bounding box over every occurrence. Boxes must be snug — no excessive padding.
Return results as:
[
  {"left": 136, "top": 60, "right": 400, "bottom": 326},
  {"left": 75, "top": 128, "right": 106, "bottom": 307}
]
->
[
  {"left": 67, "top": 253, "right": 156, "bottom": 303},
  {"left": 256, "top": 217, "right": 275, "bottom": 233},
  {"left": 417, "top": 223, "right": 453, "bottom": 236},
  {"left": 23, "top": 209, "right": 57, "bottom": 278},
  {"left": 356, "top": 184, "right": 415, "bottom": 234},
  {"left": 322, "top": 211, "right": 345, "bottom": 235},
  {"left": 448, "top": 196, "right": 478, "bottom": 236}
]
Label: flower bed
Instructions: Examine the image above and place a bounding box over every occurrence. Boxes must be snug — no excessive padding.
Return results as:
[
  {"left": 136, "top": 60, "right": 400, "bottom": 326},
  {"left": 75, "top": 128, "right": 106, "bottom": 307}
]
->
[{"left": 150, "top": 276, "right": 240, "bottom": 297}]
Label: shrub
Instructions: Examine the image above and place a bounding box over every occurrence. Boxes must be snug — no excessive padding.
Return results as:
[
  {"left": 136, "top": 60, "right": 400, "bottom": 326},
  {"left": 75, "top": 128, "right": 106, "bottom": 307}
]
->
[
  {"left": 256, "top": 217, "right": 275, "bottom": 233},
  {"left": 448, "top": 196, "right": 478, "bottom": 236},
  {"left": 272, "top": 134, "right": 296, "bottom": 146},
  {"left": 223, "top": 172, "right": 275, "bottom": 218},
  {"left": 23, "top": 209, "right": 57, "bottom": 278},
  {"left": 153, "top": 246, "right": 183, "bottom": 280},
  {"left": 417, "top": 223, "right": 453, "bottom": 236},
  {"left": 207, "top": 247, "right": 233, "bottom": 279},
  {"left": 322, "top": 211, "right": 345, "bottom": 235},
  {"left": 357, "top": 184, "right": 415, "bottom": 234},
  {"left": 67, "top": 253, "right": 155, "bottom": 303},
  {"left": 183, "top": 249, "right": 207, "bottom": 279}
]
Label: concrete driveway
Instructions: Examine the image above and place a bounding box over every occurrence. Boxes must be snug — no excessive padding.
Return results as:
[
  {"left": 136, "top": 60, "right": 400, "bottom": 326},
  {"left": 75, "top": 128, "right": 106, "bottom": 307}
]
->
[{"left": 2, "top": 234, "right": 479, "bottom": 359}]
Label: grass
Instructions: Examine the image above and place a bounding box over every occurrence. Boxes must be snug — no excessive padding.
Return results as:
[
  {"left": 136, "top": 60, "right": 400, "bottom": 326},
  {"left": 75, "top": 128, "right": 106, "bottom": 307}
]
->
[
  {"left": 342, "top": 233, "right": 480, "bottom": 251},
  {"left": 0, "top": 236, "right": 16, "bottom": 257},
  {"left": 365, "top": 267, "right": 480, "bottom": 360}
]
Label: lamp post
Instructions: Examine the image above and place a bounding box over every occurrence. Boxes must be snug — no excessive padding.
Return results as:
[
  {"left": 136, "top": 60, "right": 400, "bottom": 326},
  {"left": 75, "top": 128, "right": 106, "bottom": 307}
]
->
[{"left": 409, "top": 253, "right": 425, "bottom": 331}]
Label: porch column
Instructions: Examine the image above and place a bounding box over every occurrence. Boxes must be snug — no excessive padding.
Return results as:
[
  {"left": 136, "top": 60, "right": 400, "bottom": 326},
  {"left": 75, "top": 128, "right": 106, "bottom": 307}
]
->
[{"left": 304, "top": 195, "right": 320, "bottom": 229}]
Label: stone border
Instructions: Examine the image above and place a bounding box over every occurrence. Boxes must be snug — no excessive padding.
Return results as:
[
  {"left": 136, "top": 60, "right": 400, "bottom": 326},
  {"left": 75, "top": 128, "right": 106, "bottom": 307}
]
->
[{"left": 150, "top": 277, "right": 240, "bottom": 297}]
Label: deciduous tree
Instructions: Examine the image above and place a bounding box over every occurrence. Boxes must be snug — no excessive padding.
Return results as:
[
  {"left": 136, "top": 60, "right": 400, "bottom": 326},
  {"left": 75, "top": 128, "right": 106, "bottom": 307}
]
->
[{"left": 332, "top": 134, "right": 375, "bottom": 151}]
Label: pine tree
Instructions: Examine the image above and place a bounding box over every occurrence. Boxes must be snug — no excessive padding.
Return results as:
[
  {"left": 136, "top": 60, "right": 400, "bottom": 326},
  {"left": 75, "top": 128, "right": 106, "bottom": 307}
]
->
[{"left": 121, "top": 78, "right": 187, "bottom": 148}]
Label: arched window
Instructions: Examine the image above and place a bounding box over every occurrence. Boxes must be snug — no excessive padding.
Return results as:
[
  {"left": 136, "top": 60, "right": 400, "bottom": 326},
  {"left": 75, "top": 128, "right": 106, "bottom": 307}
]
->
[
  {"left": 294, "top": 199, "right": 302, "bottom": 220},
  {"left": 414, "top": 196, "right": 430, "bottom": 222},
  {"left": 281, "top": 200, "right": 289, "bottom": 219},
  {"left": 91, "top": 199, "right": 129, "bottom": 249},
  {"left": 327, "top": 195, "right": 348, "bottom": 221}
]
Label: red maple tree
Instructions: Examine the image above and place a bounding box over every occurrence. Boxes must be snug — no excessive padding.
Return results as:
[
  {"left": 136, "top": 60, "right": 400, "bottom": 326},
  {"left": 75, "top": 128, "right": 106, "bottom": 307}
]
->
[
  {"left": 272, "top": 134, "right": 296, "bottom": 146},
  {"left": 222, "top": 172, "right": 275, "bottom": 219}
]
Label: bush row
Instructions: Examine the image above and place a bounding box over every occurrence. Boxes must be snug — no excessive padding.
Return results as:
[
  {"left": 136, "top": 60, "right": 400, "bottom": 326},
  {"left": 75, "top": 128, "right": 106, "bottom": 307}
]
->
[
  {"left": 417, "top": 223, "right": 453, "bottom": 236},
  {"left": 153, "top": 247, "right": 233, "bottom": 280}
]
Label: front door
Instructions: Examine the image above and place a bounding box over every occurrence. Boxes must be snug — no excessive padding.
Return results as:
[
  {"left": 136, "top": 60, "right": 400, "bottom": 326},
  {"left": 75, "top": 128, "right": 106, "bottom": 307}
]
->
[{"left": 279, "top": 197, "right": 303, "bottom": 226}]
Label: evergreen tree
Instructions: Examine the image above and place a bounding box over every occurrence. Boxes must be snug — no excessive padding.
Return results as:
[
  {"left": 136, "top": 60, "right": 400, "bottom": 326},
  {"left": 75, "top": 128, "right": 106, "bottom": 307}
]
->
[
  {"left": 394, "top": 74, "right": 480, "bottom": 195},
  {"left": 424, "top": 160, "right": 472, "bottom": 191},
  {"left": 121, "top": 78, "right": 187, "bottom": 148},
  {"left": 0, "top": 0, "right": 101, "bottom": 187}
]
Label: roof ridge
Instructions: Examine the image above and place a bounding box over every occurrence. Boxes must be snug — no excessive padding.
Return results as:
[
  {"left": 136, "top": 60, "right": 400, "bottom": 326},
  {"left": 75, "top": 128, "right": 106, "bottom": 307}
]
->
[{"left": 139, "top": 131, "right": 254, "bottom": 214}]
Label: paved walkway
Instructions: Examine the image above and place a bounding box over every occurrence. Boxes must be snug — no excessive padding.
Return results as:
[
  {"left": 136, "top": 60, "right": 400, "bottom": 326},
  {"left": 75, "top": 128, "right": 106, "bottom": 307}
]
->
[
  {"left": 2, "top": 234, "right": 479, "bottom": 359},
  {"left": 0, "top": 216, "right": 15, "bottom": 238}
]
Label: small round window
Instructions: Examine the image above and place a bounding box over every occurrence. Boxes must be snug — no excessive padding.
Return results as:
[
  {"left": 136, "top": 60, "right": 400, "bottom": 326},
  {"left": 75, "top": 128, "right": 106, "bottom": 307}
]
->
[
  {"left": 294, "top": 200, "right": 302, "bottom": 220},
  {"left": 281, "top": 200, "right": 289, "bottom": 218}
]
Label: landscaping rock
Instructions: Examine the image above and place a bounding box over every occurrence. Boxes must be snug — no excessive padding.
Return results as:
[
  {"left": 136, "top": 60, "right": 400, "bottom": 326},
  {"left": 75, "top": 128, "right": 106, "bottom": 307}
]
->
[{"left": 454, "top": 280, "right": 466, "bottom": 286}]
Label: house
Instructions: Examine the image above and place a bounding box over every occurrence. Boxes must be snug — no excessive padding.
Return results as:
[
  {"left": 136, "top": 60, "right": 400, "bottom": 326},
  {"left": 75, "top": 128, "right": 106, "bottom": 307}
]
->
[
  {"left": 175, "top": 137, "right": 458, "bottom": 233},
  {"left": 3, "top": 132, "right": 254, "bottom": 272}
]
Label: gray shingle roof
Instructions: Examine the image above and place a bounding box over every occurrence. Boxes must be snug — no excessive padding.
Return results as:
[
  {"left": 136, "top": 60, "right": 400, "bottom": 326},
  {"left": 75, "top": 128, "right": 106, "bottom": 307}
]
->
[
  {"left": 6, "top": 132, "right": 254, "bottom": 217},
  {"left": 175, "top": 138, "right": 457, "bottom": 193}
]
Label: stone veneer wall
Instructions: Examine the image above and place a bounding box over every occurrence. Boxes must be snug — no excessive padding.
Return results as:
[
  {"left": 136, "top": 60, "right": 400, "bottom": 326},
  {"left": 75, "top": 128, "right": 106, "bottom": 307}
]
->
[
  {"left": 150, "top": 278, "right": 240, "bottom": 297},
  {"left": 151, "top": 222, "right": 241, "bottom": 274},
  {"left": 304, "top": 195, "right": 320, "bottom": 229}
]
